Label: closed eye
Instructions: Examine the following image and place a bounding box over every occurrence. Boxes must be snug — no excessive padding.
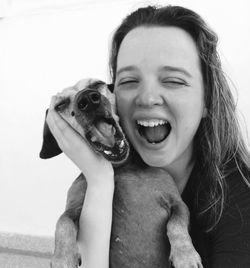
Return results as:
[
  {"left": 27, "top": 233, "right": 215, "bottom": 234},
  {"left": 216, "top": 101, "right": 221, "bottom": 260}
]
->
[
  {"left": 117, "top": 78, "right": 140, "bottom": 88},
  {"left": 162, "top": 78, "right": 188, "bottom": 87},
  {"left": 165, "top": 81, "right": 185, "bottom": 85},
  {"left": 55, "top": 98, "right": 70, "bottom": 111},
  {"left": 119, "top": 80, "right": 138, "bottom": 85}
]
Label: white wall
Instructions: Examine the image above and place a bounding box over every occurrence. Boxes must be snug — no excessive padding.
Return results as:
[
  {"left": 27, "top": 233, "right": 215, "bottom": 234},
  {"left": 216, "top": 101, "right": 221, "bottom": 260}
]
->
[{"left": 0, "top": 0, "right": 249, "bottom": 236}]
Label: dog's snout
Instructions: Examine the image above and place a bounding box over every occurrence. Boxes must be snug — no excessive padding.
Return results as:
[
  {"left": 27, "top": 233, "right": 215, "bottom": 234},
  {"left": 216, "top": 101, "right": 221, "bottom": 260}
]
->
[{"left": 77, "top": 90, "right": 101, "bottom": 112}]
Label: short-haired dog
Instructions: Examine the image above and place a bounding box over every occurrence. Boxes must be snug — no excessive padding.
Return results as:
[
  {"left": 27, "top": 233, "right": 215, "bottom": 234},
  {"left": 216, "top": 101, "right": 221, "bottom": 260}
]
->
[{"left": 40, "top": 78, "right": 202, "bottom": 268}]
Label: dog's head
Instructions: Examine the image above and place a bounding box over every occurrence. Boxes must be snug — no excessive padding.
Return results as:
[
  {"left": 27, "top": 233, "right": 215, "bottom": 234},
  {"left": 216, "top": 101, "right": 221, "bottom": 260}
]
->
[{"left": 40, "top": 78, "right": 130, "bottom": 164}]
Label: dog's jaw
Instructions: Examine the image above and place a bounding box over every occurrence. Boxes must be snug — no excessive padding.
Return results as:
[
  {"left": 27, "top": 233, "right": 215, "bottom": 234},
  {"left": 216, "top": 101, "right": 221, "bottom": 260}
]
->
[{"left": 84, "top": 118, "right": 130, "bottom": 164}]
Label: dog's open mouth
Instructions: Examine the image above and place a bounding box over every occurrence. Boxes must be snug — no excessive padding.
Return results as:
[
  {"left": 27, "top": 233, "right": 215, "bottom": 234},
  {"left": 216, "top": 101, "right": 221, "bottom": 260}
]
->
[{"left": 85, "top": 117, "right": 129, "bottom": 164}]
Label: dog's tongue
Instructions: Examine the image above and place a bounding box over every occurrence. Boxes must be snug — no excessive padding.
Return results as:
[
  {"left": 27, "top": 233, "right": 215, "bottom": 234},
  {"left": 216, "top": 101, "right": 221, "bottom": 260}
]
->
[
  {"left": 141, "top": 125, "right": 169, "bottom": 143},
  {"left": 95, "top": 121, "right": 116, "bottom": 147}
]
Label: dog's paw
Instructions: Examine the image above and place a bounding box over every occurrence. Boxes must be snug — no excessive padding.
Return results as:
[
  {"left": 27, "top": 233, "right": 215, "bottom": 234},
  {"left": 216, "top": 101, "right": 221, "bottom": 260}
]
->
[
  {"left": 50, "top": 252, "right": 81, "bottom": 268},
  {"left": 169, "top": 244, "right": 203, "bottom": 268}
]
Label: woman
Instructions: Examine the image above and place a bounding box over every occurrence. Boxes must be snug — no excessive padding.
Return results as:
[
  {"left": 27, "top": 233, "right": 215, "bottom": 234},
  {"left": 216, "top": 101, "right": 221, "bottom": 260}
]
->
[{"left": 47, "top": 5, "right": 250, "bottom": 268}]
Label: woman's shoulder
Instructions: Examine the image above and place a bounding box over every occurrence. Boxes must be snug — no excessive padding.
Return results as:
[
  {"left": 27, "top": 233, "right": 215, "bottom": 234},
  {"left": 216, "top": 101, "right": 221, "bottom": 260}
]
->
[
  {"left": 207, "top": 163, "right": 250, "bottom": 266},
  {"left": 225, "top": 160, "right": 250, "bottom": 201},
  {"left": 222, "top": 162, "right": 250, "bottom": 222},
  {"left": 189, "top": 160, "right": 250, "bottom": 267}
]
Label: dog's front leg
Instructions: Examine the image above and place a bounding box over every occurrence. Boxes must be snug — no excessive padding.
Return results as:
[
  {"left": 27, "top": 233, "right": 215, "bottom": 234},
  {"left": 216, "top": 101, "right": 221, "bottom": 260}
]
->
[
  {"left": 51, "top": 211, "right": 81, "bottom": 268},
  {"left": 166, "top": 197, "right": 203, "bottom": 268},
  {"left": 51, "top": 174, "right": 87, "bottom": 268}
]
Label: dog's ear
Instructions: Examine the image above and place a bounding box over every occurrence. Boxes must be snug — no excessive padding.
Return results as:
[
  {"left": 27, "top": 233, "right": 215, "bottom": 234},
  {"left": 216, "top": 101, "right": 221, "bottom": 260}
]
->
[
  {"left": 107, "top": 83, "right": 114, "bottom": 92},
  {"left": 39, "top": 109, "right": 62, "bottom": 159}
]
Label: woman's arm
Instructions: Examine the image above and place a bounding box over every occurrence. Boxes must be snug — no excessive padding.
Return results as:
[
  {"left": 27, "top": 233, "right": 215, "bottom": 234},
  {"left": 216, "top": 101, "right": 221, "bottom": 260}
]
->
[
  {"left": 78, "top": 181, "right": 114, "bottom": 268},
  {"left": 46, "top": 95, "right": 114, "bottom": 268}
]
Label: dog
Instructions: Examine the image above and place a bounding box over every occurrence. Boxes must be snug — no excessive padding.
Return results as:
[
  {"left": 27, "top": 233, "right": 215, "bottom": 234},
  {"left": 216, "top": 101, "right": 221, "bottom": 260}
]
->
[{"left": 40, "top": 78, "right": 202, "bottom": 268}]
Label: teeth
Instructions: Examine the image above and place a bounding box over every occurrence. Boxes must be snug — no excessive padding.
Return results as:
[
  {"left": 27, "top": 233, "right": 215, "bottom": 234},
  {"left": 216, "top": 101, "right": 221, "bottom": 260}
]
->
[
  {"left": 104, "top": 150, "right": 112, "bottom": 155},
  {"left": 136, "top": 119, "right": 167, "bottom": 127},
  {"left": 91, "top": 136, "right": 97, "bottom": 142},
  {"left": 119, "top": 140, "right": 124, "bottom": 148}
]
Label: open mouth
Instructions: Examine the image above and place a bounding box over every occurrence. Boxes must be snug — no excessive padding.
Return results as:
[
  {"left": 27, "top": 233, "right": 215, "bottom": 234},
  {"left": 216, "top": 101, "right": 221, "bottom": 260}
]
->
[
  {"left": 85, "top": 117, "right": 129, "bottom": 164},
  {"left": 136, "top": 119, "right": 172, "bottom": 144}
]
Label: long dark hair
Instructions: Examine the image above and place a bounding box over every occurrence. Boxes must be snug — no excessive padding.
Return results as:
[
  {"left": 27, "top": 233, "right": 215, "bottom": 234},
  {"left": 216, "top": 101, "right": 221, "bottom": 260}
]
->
[{"left": 109, "top": 5, "right": 250, "bottom": 231}]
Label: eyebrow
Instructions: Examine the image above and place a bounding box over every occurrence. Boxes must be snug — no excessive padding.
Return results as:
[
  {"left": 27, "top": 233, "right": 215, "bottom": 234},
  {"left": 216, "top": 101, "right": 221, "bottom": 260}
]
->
[
  {"left": 116, "top": 65, "right": 138, "bottom": 77},
  {"left": 160, "top": 65, "right": 192, "bottom": 78},
  {"left": 116, "top": 65, "right": 192, "bottom": 78}
]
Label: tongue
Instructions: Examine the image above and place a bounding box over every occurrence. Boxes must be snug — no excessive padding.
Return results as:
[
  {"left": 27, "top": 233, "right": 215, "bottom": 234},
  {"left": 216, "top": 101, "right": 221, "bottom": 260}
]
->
[
  {"left": 142, "top": 125, "right": 169, "bottom": 143},
  {"left": 95, "top": 121, "right": 116, "bottom": 147}
]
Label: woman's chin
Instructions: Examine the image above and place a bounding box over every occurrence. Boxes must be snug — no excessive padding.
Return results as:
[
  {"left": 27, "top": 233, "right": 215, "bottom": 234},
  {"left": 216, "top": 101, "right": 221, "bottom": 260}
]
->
[{"left": 134, "top": 145, "right": 174, "bottom": 168}]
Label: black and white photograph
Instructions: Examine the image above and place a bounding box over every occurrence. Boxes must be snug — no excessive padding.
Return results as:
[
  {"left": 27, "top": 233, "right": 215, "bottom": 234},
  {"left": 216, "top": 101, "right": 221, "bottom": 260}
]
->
[{"left": 0, "top": 0, "right": 250, "bottom": 267}]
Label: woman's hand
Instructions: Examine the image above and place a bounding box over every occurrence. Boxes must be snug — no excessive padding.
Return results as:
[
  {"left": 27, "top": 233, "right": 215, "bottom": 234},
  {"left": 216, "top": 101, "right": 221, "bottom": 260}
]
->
[{"left": 46, "top": 94, "right": 114, "bottom": 187}]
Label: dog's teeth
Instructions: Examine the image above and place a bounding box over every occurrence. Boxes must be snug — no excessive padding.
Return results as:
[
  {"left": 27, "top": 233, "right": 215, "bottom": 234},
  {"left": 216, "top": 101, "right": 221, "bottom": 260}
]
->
[
  {"left": 104, "top": 150, "right": 112, "bottom": 155},
  {"left": 119, "top": 140, "right": 124, "bottom": 148},
  {"left": 91, "top": 136, "right": 97, "bottom": 142}
]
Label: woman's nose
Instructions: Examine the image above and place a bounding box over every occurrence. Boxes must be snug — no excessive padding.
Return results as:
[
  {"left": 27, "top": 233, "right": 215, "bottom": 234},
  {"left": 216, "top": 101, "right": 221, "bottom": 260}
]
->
[{"left": 135, "top": 82, "right": 163, "bottom": 107}]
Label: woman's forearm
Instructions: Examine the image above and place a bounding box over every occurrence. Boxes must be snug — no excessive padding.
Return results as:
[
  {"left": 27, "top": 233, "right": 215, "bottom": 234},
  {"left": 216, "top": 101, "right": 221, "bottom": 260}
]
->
[{"left": 77, "top": 179, "right": 114, "bottom": 268}]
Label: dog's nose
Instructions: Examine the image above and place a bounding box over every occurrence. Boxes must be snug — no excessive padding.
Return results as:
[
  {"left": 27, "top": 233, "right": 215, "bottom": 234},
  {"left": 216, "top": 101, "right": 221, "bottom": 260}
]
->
[{"left": 77, "top": 90, "right": 101, "bottom": 112}]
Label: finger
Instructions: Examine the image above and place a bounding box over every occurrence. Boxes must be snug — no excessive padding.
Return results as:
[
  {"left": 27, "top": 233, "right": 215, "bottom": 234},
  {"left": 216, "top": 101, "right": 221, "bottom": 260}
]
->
[{"left": 46, "top": 96, "right": 68, "bottom": 139}]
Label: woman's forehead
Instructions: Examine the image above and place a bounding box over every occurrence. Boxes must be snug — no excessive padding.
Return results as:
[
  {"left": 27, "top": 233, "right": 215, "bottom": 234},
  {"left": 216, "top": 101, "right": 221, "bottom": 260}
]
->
[{"left": 117, "top": 26, "right": 201, "bottom": 75}]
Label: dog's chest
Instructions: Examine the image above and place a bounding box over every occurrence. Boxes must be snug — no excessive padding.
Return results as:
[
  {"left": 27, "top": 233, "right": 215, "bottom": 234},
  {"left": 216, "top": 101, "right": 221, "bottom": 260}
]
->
[{"left": 110, "top": 166, "right": 173, "bottom": 268}]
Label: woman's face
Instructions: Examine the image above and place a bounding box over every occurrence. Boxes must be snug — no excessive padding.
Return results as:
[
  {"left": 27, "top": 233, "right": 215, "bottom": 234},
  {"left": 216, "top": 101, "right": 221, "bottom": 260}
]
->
[{"left": 114, "top": 26, "right": 205, "bottom": 171}]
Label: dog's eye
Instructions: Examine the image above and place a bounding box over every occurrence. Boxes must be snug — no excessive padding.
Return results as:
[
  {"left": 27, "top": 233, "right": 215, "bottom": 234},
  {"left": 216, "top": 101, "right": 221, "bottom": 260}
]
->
[{"left": 55, "top": 98, "right": 70, "bottom": 112}]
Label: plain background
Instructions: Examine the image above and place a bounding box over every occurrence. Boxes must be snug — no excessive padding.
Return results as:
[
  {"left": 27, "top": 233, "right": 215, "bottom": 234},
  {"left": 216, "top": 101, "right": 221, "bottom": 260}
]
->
[{"left": 0, "top": 0, "right": 249, "bottom": 237}]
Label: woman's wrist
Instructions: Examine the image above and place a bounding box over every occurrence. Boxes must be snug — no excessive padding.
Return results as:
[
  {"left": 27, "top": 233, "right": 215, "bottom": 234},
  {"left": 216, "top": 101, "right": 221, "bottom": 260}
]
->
[
  {"left": 87, "top": 176, "right": 114, "bottom": 194},
  {"left": 85, "top": 165, "right": 115, "bottom": 189}
]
